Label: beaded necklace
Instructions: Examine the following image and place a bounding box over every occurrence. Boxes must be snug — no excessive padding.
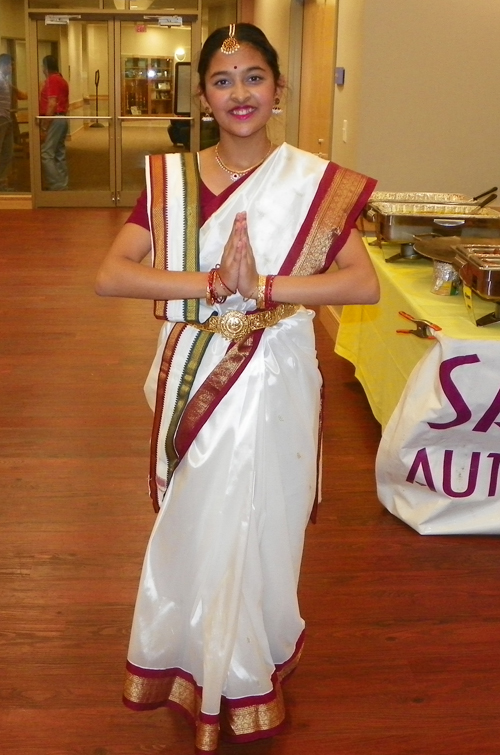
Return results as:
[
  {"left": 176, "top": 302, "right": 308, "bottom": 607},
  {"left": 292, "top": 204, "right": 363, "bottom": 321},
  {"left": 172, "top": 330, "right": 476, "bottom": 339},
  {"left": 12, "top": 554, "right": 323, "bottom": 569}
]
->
[{"left": 214, "top": 142, "right": 274, "bottom": 182}]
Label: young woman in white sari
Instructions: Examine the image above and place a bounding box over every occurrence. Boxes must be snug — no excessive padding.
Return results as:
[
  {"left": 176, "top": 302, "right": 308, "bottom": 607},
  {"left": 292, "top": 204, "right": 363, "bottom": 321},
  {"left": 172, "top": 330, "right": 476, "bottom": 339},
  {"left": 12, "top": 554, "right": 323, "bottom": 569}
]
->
[{"left": 96, "top": 23, "right": 379, "bottom": 754}]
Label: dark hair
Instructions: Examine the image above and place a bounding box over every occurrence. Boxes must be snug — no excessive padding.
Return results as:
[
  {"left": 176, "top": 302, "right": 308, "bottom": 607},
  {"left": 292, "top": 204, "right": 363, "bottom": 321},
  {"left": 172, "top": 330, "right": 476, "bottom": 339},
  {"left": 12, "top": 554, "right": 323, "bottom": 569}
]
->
[
  {"left": 42, "top": 55, "right": 59, "bottom": 73},
  {"left": 197, "top": 23, "right": 281, "bottom": 92}
]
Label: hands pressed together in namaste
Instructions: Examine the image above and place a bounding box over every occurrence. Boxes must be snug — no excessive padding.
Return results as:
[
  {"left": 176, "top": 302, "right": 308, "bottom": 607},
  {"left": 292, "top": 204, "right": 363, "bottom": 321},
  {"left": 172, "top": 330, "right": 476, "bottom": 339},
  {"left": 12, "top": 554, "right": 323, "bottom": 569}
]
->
[{"left": 216, "top": 212, "right": 260, "bottom": 301}]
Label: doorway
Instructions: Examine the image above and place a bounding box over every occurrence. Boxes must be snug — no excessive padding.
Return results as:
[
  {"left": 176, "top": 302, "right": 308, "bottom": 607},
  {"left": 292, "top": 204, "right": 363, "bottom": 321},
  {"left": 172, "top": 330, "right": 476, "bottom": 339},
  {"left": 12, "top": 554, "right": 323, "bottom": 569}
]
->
[{"left": 28, "top": 13, "right": 201, "bottom": 207}]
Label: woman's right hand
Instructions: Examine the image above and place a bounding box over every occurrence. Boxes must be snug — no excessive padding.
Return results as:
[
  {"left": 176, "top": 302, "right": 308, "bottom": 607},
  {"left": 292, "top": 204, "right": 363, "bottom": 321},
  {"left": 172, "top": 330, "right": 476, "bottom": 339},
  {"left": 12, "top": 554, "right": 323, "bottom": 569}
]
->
[
  {"left": 236, "top": 214, "right": 259, "bottom": 300},
  {"left": 216, "top": 212, "right": 246, "bottom": 296}
]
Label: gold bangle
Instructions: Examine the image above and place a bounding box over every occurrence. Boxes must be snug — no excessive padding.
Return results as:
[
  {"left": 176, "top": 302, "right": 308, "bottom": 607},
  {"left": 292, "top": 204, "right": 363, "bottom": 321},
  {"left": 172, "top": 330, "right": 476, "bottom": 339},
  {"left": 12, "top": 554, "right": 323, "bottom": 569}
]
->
[{"left": 255, "top": 274, "right": 266, "bottom": 310}]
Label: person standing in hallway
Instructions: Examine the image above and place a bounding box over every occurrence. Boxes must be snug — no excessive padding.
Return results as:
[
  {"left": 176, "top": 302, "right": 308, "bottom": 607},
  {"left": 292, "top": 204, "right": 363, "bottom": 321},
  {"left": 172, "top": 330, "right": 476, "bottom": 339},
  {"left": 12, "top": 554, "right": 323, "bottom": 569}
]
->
[
  {"left": 39, "top": 55, "right": 69, "bottom": 191},
  {"left": 0, "top": 54, "right": 14, "bottom": 191}
]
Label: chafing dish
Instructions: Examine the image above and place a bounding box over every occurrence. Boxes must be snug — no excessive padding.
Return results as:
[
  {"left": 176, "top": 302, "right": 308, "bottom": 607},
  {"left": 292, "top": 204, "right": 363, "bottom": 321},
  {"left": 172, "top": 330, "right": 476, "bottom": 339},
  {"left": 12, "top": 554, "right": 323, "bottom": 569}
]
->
[
  {"left": 455, "top": 244, "right": 500, "bottom": 300},
  {"left": 370, "top": 202, "right": 500, "bottom": 245},
  {"left": 412, "top": 235, "right": 500, "bottom": 265}
]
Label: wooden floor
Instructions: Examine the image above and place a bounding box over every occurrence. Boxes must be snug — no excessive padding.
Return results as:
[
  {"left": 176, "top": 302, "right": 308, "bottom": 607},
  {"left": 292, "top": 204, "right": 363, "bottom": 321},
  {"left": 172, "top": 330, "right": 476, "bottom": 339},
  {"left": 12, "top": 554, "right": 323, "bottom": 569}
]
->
[{"left": 1, "top": 209, "right": 500, "bottom": 755}]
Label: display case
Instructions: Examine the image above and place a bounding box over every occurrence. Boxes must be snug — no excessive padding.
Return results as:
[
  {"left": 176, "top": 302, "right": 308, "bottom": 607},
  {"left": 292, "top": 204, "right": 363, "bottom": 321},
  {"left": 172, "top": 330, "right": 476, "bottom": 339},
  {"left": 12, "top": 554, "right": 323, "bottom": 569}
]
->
[{"left": 122, "top": 56, "right": 173, "bottom": 116}]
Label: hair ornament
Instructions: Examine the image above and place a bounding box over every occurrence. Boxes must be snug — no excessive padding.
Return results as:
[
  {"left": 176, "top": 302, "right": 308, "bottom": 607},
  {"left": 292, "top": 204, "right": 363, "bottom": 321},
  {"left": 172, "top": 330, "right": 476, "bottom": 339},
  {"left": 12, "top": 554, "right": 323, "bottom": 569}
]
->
[{"left": 221, "top": 24, "right": 240, "bottom": 55}]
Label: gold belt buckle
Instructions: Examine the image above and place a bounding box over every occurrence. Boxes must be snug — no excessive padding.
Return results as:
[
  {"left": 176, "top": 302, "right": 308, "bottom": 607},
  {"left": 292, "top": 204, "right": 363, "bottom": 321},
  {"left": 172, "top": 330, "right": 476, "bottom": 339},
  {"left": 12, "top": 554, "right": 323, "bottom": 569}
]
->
[{"left": 218, "top": 310, "right": 252, "bottom": 341}]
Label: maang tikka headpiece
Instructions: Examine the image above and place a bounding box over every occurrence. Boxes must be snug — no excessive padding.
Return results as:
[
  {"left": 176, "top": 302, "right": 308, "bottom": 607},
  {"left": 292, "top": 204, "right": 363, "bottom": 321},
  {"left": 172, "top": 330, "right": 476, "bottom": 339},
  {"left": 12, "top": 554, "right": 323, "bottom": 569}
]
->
[{"left": 221, "top": 24, "right": 240, "bottom": 55}]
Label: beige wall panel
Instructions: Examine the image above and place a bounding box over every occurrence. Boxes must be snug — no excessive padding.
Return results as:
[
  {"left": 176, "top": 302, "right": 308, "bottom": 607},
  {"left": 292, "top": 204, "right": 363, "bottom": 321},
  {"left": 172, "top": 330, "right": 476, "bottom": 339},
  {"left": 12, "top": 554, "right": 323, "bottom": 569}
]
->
[
  {"left": 330, "top": 0, "right": 364, "bottom": 168},
  {"left": 356, "top": 0, "right": 500, "bottom": 195}
]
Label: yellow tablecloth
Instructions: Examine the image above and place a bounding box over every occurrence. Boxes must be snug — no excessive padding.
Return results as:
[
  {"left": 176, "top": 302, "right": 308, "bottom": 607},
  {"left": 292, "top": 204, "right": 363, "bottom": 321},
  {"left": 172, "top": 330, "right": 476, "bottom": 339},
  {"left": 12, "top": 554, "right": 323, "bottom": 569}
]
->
[{"left": 335, "top": 239, "right": 500, "bottom": 428}]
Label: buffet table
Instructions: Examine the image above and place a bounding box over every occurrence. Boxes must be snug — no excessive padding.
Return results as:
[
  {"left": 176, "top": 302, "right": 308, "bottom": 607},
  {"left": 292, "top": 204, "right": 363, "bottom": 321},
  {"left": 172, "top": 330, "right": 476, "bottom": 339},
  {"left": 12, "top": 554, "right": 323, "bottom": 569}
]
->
[
  {"left": 335, "top": 239, "right": 500, "bottom": 535},
  {"left": 335, "top": 239, "right": 500, "bottom": 428}
]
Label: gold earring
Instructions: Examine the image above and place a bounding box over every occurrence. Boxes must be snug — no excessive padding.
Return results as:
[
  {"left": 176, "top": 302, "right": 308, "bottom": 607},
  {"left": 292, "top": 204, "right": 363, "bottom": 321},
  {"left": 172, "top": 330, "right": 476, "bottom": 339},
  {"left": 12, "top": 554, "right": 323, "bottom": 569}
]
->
[
  {"left": 272, "top": 98, "right": 282, "bottom": 115},
  {"left": 202, "top": 107, "right": 214, "bottom": 123}
]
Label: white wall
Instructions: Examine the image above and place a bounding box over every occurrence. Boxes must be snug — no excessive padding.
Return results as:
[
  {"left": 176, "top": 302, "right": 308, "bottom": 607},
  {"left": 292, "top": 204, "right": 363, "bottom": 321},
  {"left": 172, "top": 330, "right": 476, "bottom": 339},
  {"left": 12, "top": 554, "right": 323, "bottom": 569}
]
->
[{"left": 355, "top": 0, "right": 500, "bottom": 195}]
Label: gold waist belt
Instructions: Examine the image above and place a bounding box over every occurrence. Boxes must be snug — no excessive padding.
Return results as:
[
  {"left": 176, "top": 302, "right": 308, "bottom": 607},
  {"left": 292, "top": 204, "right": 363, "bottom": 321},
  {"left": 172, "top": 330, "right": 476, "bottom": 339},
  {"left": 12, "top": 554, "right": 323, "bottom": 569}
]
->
[{"left": 191, "top": 304, "right": 300, "bottom": 342}]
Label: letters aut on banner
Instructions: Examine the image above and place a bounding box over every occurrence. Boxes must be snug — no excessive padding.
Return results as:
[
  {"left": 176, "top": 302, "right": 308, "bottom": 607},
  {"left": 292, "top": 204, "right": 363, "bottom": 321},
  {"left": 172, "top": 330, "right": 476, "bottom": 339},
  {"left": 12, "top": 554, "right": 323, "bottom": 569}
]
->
[{"left": 376, "top": 333, "right": 500, "bottom": 535}]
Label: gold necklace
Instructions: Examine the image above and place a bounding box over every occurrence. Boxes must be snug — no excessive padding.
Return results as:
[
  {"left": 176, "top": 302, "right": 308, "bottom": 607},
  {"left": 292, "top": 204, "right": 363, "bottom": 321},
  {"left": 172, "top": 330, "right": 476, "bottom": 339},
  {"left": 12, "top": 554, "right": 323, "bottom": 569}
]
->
[{"left": 214, "top": 142, "right": 274, "bottom": 182}]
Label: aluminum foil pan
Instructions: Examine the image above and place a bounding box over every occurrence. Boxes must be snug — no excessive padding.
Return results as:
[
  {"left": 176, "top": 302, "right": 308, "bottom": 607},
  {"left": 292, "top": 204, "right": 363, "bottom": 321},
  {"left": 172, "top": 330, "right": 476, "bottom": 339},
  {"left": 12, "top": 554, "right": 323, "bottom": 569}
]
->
[
  {"left": 370, "top": 202, "right": 500, "bottom": 218},
  {"left": 370, "top": 191, "right": 470, "bottom": 204}
]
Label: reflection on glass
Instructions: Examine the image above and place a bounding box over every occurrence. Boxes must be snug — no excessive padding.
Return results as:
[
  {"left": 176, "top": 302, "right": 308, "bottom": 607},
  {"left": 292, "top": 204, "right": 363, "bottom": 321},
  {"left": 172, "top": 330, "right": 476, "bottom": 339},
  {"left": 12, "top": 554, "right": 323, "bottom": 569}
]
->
[
  {"left": 65, "top": 122, "right": 110, "bottom": 190},
  {"left": 121, "top": 121, "right": 172, "bottom": 192},
  {"left": 36, "top": 19, "right": 110, "bottom": 193},
  {"left": 120, "top": 22, "right": 191, "bottom": 116},
  {"left": 0, "top": 44, "right": 30, "bottom": 193},
  {"left": 120, "top": 21, "right": 193, "bottom": 194}
]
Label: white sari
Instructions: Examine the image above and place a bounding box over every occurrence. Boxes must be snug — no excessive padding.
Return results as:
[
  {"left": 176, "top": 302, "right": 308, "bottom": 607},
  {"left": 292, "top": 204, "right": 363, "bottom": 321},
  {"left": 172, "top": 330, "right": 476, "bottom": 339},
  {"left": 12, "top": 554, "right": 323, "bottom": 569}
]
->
[{"left": 123, "top": 144, "right": 375, "bottom": 752}]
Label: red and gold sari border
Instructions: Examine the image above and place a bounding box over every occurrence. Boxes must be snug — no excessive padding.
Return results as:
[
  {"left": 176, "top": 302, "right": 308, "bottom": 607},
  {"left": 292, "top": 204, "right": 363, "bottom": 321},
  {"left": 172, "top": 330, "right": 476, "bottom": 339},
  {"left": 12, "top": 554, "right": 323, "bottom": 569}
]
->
[
  {"left": 276, "top": 628, "right": 305, "bottom": 680},
  {"left": 279, "top": 162, "right": 376, "bottom": 276},
  {"left": 174, "top": 330, "right": 264, "bottom": 462},
  {"left": 124, "top": 631, "right": 305, "bottom": 751},
  {"left": 321, "top": 170, "right": 377, "bottom": 270}
]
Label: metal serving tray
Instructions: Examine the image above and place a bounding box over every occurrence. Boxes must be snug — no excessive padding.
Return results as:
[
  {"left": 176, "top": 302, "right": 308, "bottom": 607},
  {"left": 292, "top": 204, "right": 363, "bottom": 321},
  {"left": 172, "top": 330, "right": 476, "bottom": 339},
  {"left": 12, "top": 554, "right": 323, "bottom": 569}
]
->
[
  {"left": 370, "top": 202, "right": 500, "bottom": 244},
  {"left": 370, "top": 191, "right": 470, "bottom": 204},
  {"left": 455, "top": 244, "right": 500, "bottom": 300}
]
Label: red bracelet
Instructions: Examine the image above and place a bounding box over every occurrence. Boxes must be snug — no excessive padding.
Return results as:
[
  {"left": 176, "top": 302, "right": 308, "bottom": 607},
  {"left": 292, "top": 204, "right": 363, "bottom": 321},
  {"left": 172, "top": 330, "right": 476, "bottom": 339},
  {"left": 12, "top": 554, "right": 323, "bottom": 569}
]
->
[
  {"left": 265, "top": 275, "right": 277, "bottom": 309},
  {"left": 215, "top": 265, "right": 236, "bottom": 296},
  {"left": 206, "top": 268, "right": 226, "bottom": 306}
]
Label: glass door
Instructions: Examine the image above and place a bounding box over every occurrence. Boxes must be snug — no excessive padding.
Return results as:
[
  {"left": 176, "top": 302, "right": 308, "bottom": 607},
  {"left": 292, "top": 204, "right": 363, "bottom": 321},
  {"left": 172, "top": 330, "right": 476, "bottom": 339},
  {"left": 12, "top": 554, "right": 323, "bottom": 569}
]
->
[
  {"left": 28, "top": 13, "right": 198, "bottom": 208},
  {"left": 116, "top": 18, "right": 197, "bottom": 206}
]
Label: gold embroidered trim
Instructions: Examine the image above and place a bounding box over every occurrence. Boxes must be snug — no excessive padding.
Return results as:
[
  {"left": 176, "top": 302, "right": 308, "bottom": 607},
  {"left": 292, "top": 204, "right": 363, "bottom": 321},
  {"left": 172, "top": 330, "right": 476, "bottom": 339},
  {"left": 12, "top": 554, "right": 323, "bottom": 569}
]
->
[
  {"left": 124, "top": 667, "right": 289, "bottom": 751},
  {"left": 195, "top": 720, "right": 219, "bottom": 752},
  {"left": 174, "top": 334, "right": 255, "bottom": 459},
  {"left": 292, "top": 167, "right": 369, "bottom": 276},
  {"left": 223, "top": 688, "right": 285, "bottom": 738}
]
